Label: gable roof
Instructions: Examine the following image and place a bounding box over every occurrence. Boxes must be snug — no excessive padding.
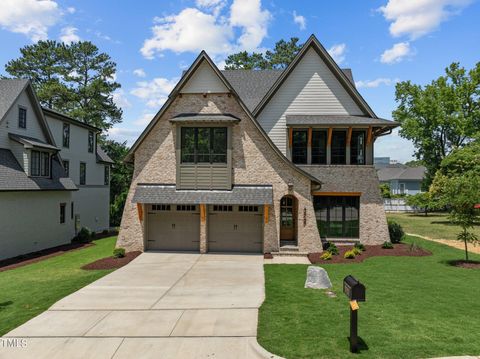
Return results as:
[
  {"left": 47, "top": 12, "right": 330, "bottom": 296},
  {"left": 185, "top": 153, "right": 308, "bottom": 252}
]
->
[
  {"left": 42, "top": 107, "right": 101, "bottom": 132},
  {"left": 378, "top": 166, "right": 426, "bottom": 182},
  {"left": 252, "top": 34, "right": 377, "bottom": 118},
  {"left": 125, "top": 51, "right": 321, "bottom": 185}
]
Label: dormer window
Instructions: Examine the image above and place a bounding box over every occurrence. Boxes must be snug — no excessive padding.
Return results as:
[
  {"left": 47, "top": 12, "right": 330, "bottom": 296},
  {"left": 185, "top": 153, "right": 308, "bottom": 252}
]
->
[
  {"left": 31, "top": 150, "right": 50, "bottom": 177},
  {"left": 181, "top": 127, "right": 227, "bottom": 164},
  {"left": 18, "top": 107, "right": 27, "bottom": 129},
  {"left": 88, "top": 131, "right": 94, "bottom": 153}
]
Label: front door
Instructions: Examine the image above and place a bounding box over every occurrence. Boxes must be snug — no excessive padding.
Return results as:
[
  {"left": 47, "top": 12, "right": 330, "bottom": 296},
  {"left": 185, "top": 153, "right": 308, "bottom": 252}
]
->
[{"left": 280, "top": 196, "right": 296, "bottom": 241}]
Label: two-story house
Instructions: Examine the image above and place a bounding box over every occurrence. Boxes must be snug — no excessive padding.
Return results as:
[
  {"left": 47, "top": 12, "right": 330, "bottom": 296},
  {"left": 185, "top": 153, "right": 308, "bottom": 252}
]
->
[
  {"left": 117, "top": 35, "right": 398, "bottom": 255},
  {"left": 0, "top": 79, "right": 112, "bottom": 261}
]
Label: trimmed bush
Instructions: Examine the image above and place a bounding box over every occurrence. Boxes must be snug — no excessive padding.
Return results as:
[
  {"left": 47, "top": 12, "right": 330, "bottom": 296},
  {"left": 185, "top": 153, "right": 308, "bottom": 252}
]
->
[
  {"left": 325, "top": 242, "right": 339, "bottom": 255},
  {"left": 354, "top": 243, "right": 365, "bottom": 251},
  {"left": 344, "top": 250, "right": 356, "bottom": 259},
  {"left": 75, "top": 227, "right": 93, "bottom": 243},
  {"left": 113, "top": 248, "right": 126, "bottom": 258},
  {"left": 320, "top": 251, "right": 332, "bottom": 260},
  {"left": 352, "top": 247, "right": 363, "bottom": 256},
  {"left": 388, "top": 220, "right": 405, "bottom": 243},
  {"left": 382, "top": 241, "right": 394, "bottom": 249}
]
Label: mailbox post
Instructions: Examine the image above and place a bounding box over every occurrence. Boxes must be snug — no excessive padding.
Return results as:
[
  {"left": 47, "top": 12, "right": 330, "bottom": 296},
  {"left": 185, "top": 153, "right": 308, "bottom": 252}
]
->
[{"left": 343, "top": 275, "right": 366, "bottom": 353}]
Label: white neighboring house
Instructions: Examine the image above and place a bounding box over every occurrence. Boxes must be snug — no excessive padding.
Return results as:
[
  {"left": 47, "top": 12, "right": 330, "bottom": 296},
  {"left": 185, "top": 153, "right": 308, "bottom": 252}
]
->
[{"left": 0, "top": 79, "right": 113, "bottom": 261}]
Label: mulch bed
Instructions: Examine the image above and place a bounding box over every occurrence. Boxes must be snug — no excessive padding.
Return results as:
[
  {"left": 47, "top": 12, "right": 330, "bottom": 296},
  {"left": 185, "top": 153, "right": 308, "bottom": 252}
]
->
[
  {"left": 308, "top": 243, "right": 431, "bottom": 264},
  {"left": 81, "top": 251, "right": 142, "bottom": 270},
  {"left": 0, "top": 242, "right": 95, "bottom": 272},
  {"left": 264, "top": 253, "right": 274, "bottom": 259},
  {"left": 448, "top": 260, "right": 480, "bottom": 269}
]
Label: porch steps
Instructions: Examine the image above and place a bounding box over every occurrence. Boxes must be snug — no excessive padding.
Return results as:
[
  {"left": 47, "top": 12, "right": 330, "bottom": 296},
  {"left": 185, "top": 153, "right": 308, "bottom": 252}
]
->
[{"left": 272, "top": 246, "right": 309, "bottom": 257}]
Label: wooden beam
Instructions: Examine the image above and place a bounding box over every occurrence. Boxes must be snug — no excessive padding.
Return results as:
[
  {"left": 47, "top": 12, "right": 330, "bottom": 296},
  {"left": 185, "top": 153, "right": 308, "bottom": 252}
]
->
[
  {"left": 137, "top": 203, "right": 143, "bottom": 222},
  {"left": 264, "top": 204, "right": 269, "bottom": 224},
  {"left": 288, "top": 128, "right": 293, "bottom": 148},
  {"left": 327, "top": 128, "right": 333, "bottom": 146},
  {"left": 366, "top": 126, "right": 373, "bottom": 145},
  {"left": 307, "top": 128, "right": 312, "bottom": 146},
  {"left": 312, "top": 191, "right": 362, "bottom": 197},
  {"left": 346, "top": 127, "right": 353, "bottom": 146},
  {"left": 200, "top": 204, "right": 206, "bottom": 223}
]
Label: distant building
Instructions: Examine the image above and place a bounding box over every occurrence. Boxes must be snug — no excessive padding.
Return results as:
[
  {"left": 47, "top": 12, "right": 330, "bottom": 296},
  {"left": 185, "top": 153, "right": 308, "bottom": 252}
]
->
[{"left": 377, "top": 165, "right": 426, "bottom": 195}]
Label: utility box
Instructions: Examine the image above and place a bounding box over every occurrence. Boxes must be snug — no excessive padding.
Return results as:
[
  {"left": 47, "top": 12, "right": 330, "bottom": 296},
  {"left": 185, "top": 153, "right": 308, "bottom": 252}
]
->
[{"left": 343, "top": 275, "right": 366, "bottom": 302}]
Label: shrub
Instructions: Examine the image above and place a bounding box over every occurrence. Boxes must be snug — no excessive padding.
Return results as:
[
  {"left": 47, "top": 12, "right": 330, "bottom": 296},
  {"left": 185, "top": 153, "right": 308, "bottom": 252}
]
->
[
  {"left": 325, "top": 242, "right": 339, "bottom": 255},
  {"left": 344, "top": 250, "right": 356, "bottom": 259},
  {"left": 409, "top": 242, "right": 420, "bottom": 252},
  {"left": 75, "top": 227, "right": 93, "bottom": 243},
  {"left": 352, "top": 247, "right": 363, "bottom": 256},
  {"left": 388, "top": 220, "right": 405, "bottom": 243},
  {"left": 320, "top": 251, "right": 332, "bottom": 260},
  {"left": 354, "top": 243, "right": 365, "bottom": 251},
  {"left": 382, "top": 241, "right": 394, "bottom": 249},
  {"left": 113, "top": 248, "right": 126, "bottom": 258}
]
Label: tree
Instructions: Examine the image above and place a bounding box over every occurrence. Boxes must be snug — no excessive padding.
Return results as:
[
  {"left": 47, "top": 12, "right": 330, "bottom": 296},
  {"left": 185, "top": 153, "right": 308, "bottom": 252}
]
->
[
  {"left": 5, "top": 40, "right": 122, "bottom": 131},
  {"left": 405, "top": 192, "right": 437, "bottom": 216},
  {"left": 102, "top": 140, "right": 133, "bottom": 226},
  {"left": 225, "top": 37, "right": 303, "bottom": 70},
  {"left": 404, "top": 159, "right": 424, "bottom": 167},
  {"left": 379, "top": 183, "right": 391, "bottom": 198},
  {"left": 393, "top": 62, "right": 480, "bottom": 185}
]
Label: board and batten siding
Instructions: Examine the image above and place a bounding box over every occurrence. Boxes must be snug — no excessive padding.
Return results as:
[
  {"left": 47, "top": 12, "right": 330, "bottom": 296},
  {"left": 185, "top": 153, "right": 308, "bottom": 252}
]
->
[
  {"left": 180, "top": 61, "right": 229, "bottom": 94},
  {"left": 256, "top": 48, "right": 364, "bottom": 155}
]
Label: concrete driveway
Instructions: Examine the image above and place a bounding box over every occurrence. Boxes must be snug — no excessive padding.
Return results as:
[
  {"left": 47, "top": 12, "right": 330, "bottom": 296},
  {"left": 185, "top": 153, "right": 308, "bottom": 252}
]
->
[{"left": 2, "top": 252, "right": 279, "bottom": 359}]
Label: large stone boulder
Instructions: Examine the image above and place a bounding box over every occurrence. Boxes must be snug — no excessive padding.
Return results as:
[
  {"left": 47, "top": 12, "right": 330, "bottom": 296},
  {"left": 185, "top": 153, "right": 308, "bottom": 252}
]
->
[{"left": 304, "top": 266, "right": 332, "bottom": 289}]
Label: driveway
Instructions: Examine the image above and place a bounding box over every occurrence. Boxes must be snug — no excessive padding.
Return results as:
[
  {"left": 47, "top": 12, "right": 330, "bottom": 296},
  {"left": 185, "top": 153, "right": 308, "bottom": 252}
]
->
[{"left": 2, "top": 252, "right": 278, "bottom": 358}]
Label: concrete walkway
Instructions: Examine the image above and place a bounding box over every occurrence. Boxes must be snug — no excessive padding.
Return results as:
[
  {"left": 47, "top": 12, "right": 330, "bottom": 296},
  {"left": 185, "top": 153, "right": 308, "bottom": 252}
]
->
[{"left": 1, "top": 252, "right": 280, "bottom": 359}]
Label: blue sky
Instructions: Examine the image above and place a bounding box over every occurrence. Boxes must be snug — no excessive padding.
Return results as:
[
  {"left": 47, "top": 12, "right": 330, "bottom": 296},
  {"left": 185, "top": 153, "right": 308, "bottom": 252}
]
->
[{"left": 1, "top": 0, "right": 479, "bottom": 163}]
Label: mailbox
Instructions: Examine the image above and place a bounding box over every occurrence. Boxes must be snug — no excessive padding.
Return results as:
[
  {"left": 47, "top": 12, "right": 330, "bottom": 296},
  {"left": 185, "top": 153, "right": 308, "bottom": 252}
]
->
[{"left": 343, "top": 275, "right": 366, "bottom": 302}]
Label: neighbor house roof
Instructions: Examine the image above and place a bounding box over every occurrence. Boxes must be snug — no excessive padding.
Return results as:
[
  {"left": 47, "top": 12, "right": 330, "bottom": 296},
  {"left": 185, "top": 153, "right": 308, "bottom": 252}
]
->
[
  {"left": 96, "top": 145, "right": 114, "bottom": 164},
  {"left": 9, "top": 133, "right": 60, "bottom": 151},
  {"left": 0, "top": 79, "right": 29, "bottom": 121},
  {"left": 0, "top": 149, "right": 77, "bottom": 191},
  {"left": 377, "top": 166, "right": 426, "bottom": 182},
  {"left": 132, "top": 184, "right": 273, "bottom": 205},
  {"left": 42, "top": 107, "right": 102, "bottom": 132}
]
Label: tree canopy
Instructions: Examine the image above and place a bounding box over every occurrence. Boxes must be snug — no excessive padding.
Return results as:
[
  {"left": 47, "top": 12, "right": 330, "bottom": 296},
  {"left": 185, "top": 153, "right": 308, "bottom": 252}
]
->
[{"left": 5, "top": 40, "right": 122, "bottom": 131}]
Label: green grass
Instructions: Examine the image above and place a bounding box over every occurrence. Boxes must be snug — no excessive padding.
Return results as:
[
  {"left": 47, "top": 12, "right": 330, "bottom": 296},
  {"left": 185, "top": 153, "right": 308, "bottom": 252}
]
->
[
  {"left": 0, "top": 237, "right": 117, "bottom": 336},
  {"left": 387, "top": 212, "right": 480, "bottom": 241},
  {"left": 258, "top": 236, "right": 480, "bottom": 359}
]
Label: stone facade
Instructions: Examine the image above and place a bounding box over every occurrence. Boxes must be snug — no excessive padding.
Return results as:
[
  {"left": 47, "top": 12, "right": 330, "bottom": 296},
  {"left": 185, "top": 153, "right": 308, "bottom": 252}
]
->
[
  {"left": 299, "top": 165, "right": 390, "bottom": 244},
  {"left": 117, "top": 93, "right": 323, "bottom": 253}
]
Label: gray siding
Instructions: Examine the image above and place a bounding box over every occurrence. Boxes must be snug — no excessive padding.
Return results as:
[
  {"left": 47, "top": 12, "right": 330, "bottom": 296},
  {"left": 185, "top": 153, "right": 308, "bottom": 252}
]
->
[
  {"left": 257, "top": 48, "right": 364, "bottom": 155},
  {"left": 180, "top": 61, "right": 229, "bottom": 94}
]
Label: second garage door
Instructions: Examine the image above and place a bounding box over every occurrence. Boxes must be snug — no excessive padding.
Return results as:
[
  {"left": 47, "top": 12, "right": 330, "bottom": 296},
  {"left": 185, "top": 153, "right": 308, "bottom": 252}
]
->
[
  {"left": 208, "top": 205, "right": 263, "bottom": 253},
  {"left": 147, "top": 204, "right": 200, "bottom": 251}
]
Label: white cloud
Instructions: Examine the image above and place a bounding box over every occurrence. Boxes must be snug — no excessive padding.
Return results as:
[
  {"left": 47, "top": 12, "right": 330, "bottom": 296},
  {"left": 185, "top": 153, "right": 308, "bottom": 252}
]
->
[
  {"left": 0, "top": 0, "right": 62, "bottom": 41},
  {"left": 327, "top": 43, "right": 347, "bottom": 64},
  {"left": 107, "top": 127, "right": 142, "bottom": 146},
  {"left": 66, "top": 7, "right": 76, "bottom": 14},
  {"left": 380, "top": 41, "right": 411, "bottom": 64},
  {"left": 112, "top": 89, "right": 131, "bottom": 109},
  {"left": 134, "top": 113, "right": 156, "bottom": 126},
  {"left": 130, "top": 77, "right": 178, "bottom": 108},
  {"left": 133, "top": 68, "right": 147, "bottom": 78},
  {"left": 141, "top": 0, "right": 271, "bottom": 59},
  {"left": 355, "top": 77, "right": 400, "bottom": 89},
  {"left": 375, "top": 128, "right": 415, "bottom": 163},
  {"left": 292, "top": 11, "right": 306, "bottom": 30},
  {"left": 59, "top": 26, "right": 80, "bottom": 43},
  {"left": 379, "top": 0, "right": 472, "bottom": 39}
]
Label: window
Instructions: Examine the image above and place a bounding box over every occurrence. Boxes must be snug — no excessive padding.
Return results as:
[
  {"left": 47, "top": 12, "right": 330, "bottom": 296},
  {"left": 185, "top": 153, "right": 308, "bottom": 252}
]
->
[
  {"left": 104, "top": 165, "right": 110, "bottom": 185},
  {"left": 280, "top": 197, "right": 294, "bottom": 228},
  {"left": 71, "top": 202, "right": 74, "bottom": 219},
  {"left": 291, "top": 129, "right": 308, "bottom": 164},
  {"left": 350, "top": 131, "right": 365, "bottom": 165},
  {"left": 88, "top": 131, "right": 94, "bottom": 153},
  {"left": 181, "top": 127, "right": 227, "bottom": 164},
  {"left": 311, "top": 130, "right": 327, "bottom": 164},
  {"left": 63, "top": 160, "right": 69, "bottom": 176},
  {"left": 213, "top": 205, "right": 233, "bottom": 212},
  {"left": 18, "top": 107, "right": 27, "bottom": 129},
  {"left": 79, "top": 162, "right": 86, "bottom": 185},
  {"left": 331, "top": 131, "right": 346, "bottom": 165},
  {"left": 31, "top": 150, "right": 50, "bottom": 177},
  {"left": 60, "top": 203, "right": 66, "bottom": 224},
  {"left": 177, "top": 204, "right": 196, "bottom": 211},
  {"left": 63, "top": 123, "right": 70, "bottom": 148},
  {"left": 152, "top": 204, "right": 171, "bottom": 211},
  {"left": 314, "top": 196, "right": 359, "bottom": 238},
  {"left": 239, "top": 205, "right": 259, "bottom": 212}
]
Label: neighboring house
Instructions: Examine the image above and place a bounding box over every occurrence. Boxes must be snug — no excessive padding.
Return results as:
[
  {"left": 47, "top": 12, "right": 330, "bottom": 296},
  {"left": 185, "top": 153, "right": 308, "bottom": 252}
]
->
[
  {"left": 117, "top": 35, "right": 397, "bottom": 255},
  {"left": 0, "top": 79, "right": 112, "bottom": 261},
  {"left": 378, "top": 165, "right": 426, "bottom": 195}
]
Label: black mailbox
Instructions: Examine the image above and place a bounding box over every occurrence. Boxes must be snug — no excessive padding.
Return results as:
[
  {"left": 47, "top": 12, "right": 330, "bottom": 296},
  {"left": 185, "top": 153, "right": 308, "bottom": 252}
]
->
[{"left": 343, "top": 275, "right": 366, "bottom": 302}]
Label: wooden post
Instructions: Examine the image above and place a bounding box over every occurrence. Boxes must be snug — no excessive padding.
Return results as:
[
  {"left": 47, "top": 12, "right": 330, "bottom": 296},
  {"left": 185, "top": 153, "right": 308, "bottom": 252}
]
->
[
  {"left": 327, "top": 128, "right": 333, "bottom": 146},
  {"left": 200, "top": 204, "right": 206, "bottom": 223},
  {"left": 307, "top": 128, "right": 312, "bottom": 146},
  {"left": 264, "top": 204, "right": 269, "bottom": 224},
  {"left": 137, "top": 203, "right": 143, "bottom": 222},
  {"left": 288, "top": 128, "right": 293, "bottom": 148},
  {"left": 366, "top": 126, "right": 373, "bottom": 145},
  {"left": 347, "top": 127, "right": 353, "bottom": 146}
]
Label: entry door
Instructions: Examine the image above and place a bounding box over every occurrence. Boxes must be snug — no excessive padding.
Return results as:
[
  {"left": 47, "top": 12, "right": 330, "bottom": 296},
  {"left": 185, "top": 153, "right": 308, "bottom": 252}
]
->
[{"left": 280, "top": 196, "right": 296, "bottom": 241}]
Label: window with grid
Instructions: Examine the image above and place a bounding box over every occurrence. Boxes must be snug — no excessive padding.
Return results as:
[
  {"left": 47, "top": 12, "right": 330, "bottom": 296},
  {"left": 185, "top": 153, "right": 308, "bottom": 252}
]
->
[
  {"left": 238, "top": 205, "right": 259, "bottom": 212},
  {"left": 313, "top": 196, "right": 359, "bottom": 238},
  {"left": 291, "top": 129, "right": 307, "bottom": 164},
  {"left": 63, "top": 123, "right": 70, "bottom": 147},
  {"left": 213, "top": 205, "right": 233, "bottom": 212},
  {"left": 350, "top": 130, "right": 366, "bottom": 165},
  {"left": 331, "top": 131, "right": 346, "bottom": 164},
  {"left": 18, "top": 107, "right": 27, "bottom": 128},
  {"left": 79, "top": 162, "right": 86, "bottom": 185},
  {"left": 31, "top": 150, "right": 50, "bottom": 177},
  {"left": 181, "top": 127, "right": 227, "bottom": 164},
  {"left": 311, "top": 130, "right": 327, "bottom": 164},
  {"left": 152, "top": 204, "right": 171, "bottom": 211},
  {"left": 176, "top": 205, "right": 196, "bottom": 211}
]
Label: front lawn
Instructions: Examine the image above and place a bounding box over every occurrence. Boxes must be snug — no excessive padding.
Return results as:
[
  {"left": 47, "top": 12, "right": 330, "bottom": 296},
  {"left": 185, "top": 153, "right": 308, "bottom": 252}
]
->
[
  {"left": 258, "top": 236, "right": 480, "bottom": 359},
  {"left": 387, "top": 212, "right": 480, "bottom": 240},
  {"left": 0, "top": 236, "right": 117, "bottom": 336}
]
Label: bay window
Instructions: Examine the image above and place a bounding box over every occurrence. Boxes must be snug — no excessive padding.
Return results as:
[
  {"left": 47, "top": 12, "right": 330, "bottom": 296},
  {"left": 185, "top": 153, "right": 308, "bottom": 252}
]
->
[{"left": 181, "top": 127, "right": 227, "bottom": 164}]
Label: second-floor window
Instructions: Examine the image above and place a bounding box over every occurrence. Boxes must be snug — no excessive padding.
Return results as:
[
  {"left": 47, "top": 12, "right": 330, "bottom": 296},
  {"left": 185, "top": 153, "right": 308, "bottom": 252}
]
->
[
  {"left": 350, "top": 131, "right": 366, "bottom": 165},
  {"left": 31, "top": 151, "right": 50, "bottom": 177},
  {"left": 292, "top": 129, "right": 308, "bottom": 164},
  {"left": 181, "top": 127, "right": 227, "bottom": 164},
  {"left": 63, "top": 123, "right": 70, "bottom": 147},
  {"left": 18, "top": 107, "right": 27, "bottom": 129},
  {"left": 80, "top": 162, "right": 86, "bottom": 185},
  {"left": 63, "top": 160, "right": 69, "bottom": 176},
  {"left": 331, "top": 131, "right": 346, "bottom": 165},
  {"left": 311, "top": 130, "right": 327, "bottom": 164},
  {"left": 88, "top": 131, "right": 94, "bottom": 153},
  {"left": 104, "top": 165, "right": 110, "bottom": 185}
]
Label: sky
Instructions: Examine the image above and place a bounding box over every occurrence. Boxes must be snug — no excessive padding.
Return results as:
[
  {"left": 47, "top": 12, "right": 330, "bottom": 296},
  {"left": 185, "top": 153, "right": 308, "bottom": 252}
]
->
[{"left": 0, "top": 0, "right": 479, "bottom": 163}]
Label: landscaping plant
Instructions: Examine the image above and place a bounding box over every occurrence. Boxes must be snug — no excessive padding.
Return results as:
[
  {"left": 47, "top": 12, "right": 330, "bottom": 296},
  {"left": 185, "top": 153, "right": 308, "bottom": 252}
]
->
[
  {"left": 325, "top": 242, "right": 339, "bottom": 255},
  {"left": 388, "top": 220, "right": 405, "bottom": 243},
  {"left": 382, "top": 241, "right": 394, "bottom": 249},
  {"left": 320, "top": 251, "right": 332, "bottom": 260},
  {"left": 344, "top": 250, "right": 356, "bottom": 259},
  {"left": 354, "top": 243, "right": 365, "bottom": 251},
  {"left": 113, "top": 248, "right": 126, "bottom": 258}
]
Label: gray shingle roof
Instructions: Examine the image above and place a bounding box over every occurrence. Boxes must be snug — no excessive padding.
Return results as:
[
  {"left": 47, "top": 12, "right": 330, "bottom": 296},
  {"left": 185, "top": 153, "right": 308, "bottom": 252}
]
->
[
  {"left": 286, "top": 115, "right": 398, "bottom": 127},
  {"left": 0, "top": 79, "right": 29, "bottom": 122},
  {"left": 169, "top": 113, "right": 241, "bottom": 124},
  {"left": 377, "top": 166, "right": 426, "bottom": 181},
  {"left": 96, "top": 145, "right": 114, "bottom": 164},
  {"left": 9, "top": 133, "right": 60, "bottom": 151},
  {"left": 0, "top": 149, "right": 77, "bottom": 191},
  {"left": 132, "top": 184, "right": 273, "bottom": 205}
]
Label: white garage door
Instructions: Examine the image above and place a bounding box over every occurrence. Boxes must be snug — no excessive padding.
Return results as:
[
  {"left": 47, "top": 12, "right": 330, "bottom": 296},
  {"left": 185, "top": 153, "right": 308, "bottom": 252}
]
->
[
  {"left": 147, "top": 204, "right": 200, "bottom": 251},
  {"left": 208, "top": 205, "right": 263, "bottom": 253}
]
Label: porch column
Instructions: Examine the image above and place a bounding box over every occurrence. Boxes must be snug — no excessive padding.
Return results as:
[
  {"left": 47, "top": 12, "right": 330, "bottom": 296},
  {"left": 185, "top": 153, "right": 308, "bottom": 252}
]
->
[
  {"left": 326, "top": 128, "right": 333, "bottom": 164},
  {"left": 199, "top": 204, "right": 208, "bottom": 253}
]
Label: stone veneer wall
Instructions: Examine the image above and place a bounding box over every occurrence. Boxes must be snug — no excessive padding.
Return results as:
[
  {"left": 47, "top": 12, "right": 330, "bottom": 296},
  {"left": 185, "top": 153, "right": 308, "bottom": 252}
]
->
[
  {"left": 117, "top": 93, "right": 323, "bottom": 253},
  {"left": 298, "top": 165, "right": 390, "bottom": 245}
]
